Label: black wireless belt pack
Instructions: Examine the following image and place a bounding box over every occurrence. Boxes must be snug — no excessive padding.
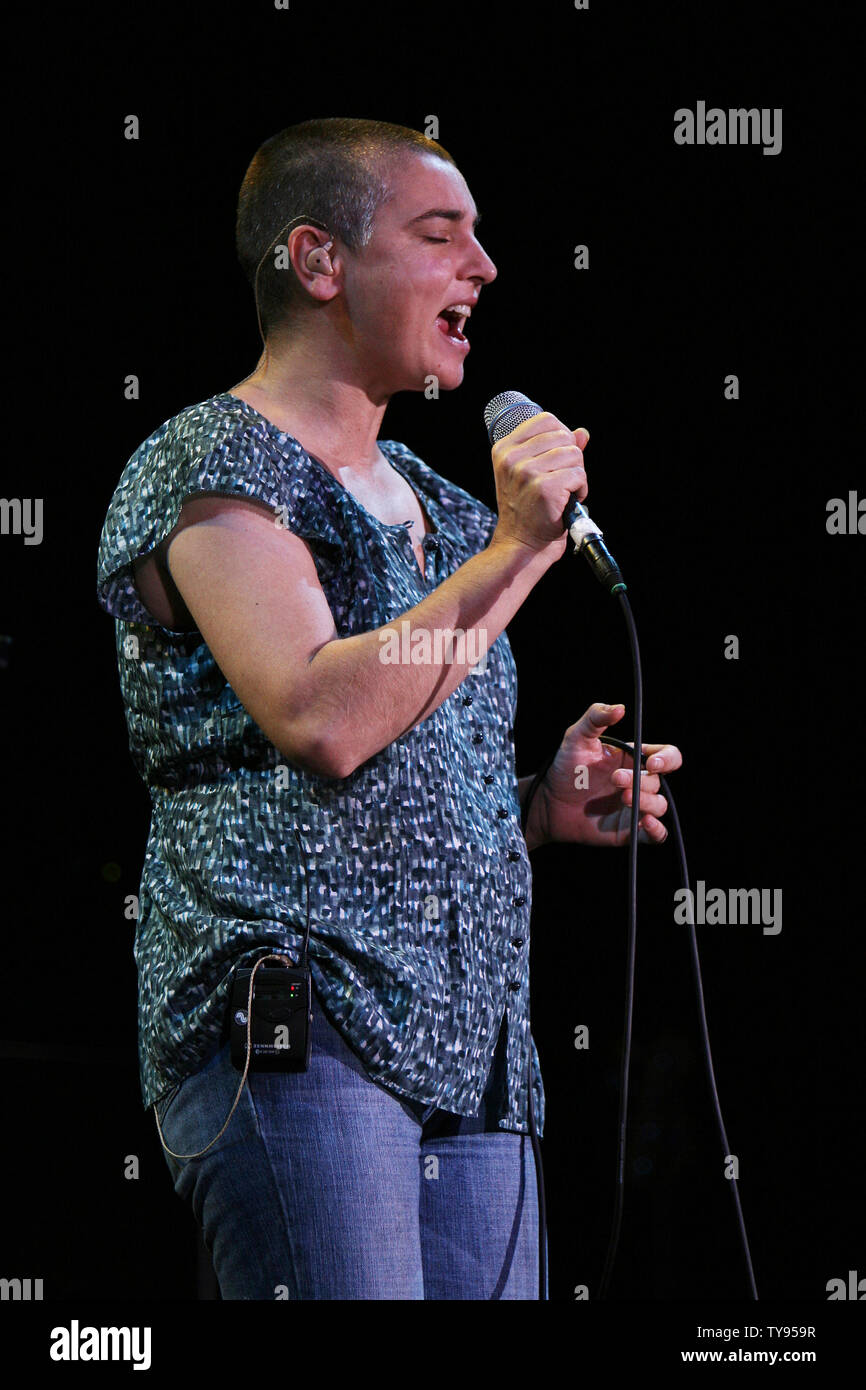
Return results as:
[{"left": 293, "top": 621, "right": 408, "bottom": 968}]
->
[{"left": 230, "top": 964, "right": 312, "bottom": 1072}]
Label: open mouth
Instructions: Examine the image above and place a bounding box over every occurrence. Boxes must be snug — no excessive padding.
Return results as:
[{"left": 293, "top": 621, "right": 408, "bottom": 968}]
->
[{"left": 435, "top": 302, "right": 471, "bottom": 345}]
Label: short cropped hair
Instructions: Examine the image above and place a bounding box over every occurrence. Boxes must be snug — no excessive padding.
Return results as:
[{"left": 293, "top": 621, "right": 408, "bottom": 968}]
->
[{"left": 236, "top": 117, "right": 457, "bottom": 339}]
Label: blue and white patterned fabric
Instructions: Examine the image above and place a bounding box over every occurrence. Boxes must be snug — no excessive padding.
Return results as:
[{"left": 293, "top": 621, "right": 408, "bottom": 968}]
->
[{"left": 96, "top": 392, "right": 544, "bottom": 1134}]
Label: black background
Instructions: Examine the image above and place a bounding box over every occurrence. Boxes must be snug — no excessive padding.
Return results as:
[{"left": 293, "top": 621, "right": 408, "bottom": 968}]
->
[{"left": 1, "top": 0, "right": 863, "bottom": 1339}]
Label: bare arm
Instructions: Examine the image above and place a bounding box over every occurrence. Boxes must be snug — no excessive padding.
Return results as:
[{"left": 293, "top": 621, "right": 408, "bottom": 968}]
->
[
  {"left": 165, "top": 501, "right": 551, "bottom": 778},
  {"left": 162, "top": 412, "right": 589, "bottom": 780}
]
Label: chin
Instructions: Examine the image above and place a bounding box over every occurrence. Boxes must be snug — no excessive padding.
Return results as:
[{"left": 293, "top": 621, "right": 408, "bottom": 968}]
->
[
  {"left": 387, "top": 342, "right": 469, "bottom": 394},
  {"left": 427, "top": 359, "right": 466, "bottom": 391},
  {"left": 432, "top": 374, "right": 464, "bottom": 393}
]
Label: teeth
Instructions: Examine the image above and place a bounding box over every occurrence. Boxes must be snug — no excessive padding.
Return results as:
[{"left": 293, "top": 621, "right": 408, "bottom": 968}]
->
[{"left": 439, "top": 303, "right": 472, "bottom": 336}]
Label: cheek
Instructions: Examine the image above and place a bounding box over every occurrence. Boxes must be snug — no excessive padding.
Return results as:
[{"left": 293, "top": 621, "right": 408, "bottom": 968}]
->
[
  {"left": 369, "top": 294, "right": 430, "bottom": 352},
  {"left": 354, "top": 280, "right": 416, "bottom": 339},
  {"left": 346, "top": 260, "right": 449, "bottom": 352},
  {"left": 385, "top": 260, "right": 449, "bottom": 323}
]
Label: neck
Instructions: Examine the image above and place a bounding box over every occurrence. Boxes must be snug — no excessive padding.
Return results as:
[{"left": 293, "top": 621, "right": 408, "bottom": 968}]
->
[{"left": 232, "top": 322, "right": 390, "bottom": 472}]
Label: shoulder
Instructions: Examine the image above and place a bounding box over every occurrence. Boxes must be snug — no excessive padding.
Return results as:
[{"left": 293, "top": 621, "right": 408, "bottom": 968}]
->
[
  {"left": 102, "top": 392, "right": 333, "bottom": 542},
  {"left": 119, "top": 392, "right": 295, "bottom": 496},
  {"left": 97, "top": 393, "right": 337, "bottom": 623}
]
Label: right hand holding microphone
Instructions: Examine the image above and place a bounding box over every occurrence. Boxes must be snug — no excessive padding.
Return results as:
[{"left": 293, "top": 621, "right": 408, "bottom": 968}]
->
[{"left": 490, "top": 412, "right": 591, "bottom": 560}]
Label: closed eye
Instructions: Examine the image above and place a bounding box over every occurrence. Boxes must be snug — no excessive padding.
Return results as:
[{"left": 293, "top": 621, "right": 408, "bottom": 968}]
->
[{"left": 424, "top": 236, "right": 450, "bottom": 243}]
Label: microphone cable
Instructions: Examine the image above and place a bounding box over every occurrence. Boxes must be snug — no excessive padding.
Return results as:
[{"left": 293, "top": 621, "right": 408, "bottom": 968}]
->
[{"left": 520, "top": 587, "right": 759, "bottom": 1301}]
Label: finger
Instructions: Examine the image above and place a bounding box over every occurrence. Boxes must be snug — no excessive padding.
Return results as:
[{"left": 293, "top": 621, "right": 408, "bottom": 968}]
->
[
  {"left": 593, "top": 808, "right": 668, "bottom": 845},
  {"left": 621, "top": 742, "right": 683, "bottom": 773},
  {"left": 543, "top": 459, "right": 588, "bottom": 502},
  {"left": 638, "top": 816, "right": 669, "bottom": 845},
  {"left": 642, "top": 744, "right": 683, "bottom": 773},
  {"left": 621, "top": 789, "right": 668, "bottom": 817},
  {"left": 574, "top": 427, "right": 590, "bottom": 449},
  {"left": 570, "top": 702, "right": 626, "bottom": 743},
  {"left": 611, "top": 768, "right": 660, "bottom": 793},
  {"left": 521, "top": 442, "right": 585, "bottom": 476},
  {"left": 518, "top": 452, "right": 589, "bottom": 512},
  {"left": 501, "top": 412, "right": 579, "bottom": 453}
]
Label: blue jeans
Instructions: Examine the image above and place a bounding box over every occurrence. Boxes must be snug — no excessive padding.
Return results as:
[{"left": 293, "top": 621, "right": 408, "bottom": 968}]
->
[{"left": 155, "top": 988, "right": 546, "bottom": 1299}]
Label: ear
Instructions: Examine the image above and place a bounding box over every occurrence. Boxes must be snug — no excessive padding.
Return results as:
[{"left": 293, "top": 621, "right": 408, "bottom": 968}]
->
[{"left": 287, "top": 226, "right": 342, "bottom": 304}]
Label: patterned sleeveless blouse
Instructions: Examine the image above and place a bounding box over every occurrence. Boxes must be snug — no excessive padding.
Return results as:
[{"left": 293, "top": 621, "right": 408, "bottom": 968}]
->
[{"left": 96, "top": 391, "right": 544, "bottom": 1135}]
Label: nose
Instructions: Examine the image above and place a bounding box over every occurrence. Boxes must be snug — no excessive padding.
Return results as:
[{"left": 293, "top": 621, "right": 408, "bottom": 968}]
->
[{"left": 466, "top": 235, "right": 498, "bottom": 287}]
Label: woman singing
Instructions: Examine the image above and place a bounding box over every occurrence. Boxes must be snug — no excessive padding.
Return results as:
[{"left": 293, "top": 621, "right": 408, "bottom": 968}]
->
[{"left": 96, "top": 117, "right": 679, "bottom": 1300}]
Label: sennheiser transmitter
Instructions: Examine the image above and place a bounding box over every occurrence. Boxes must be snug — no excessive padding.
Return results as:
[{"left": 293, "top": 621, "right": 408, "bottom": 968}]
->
[{"left": 230, "top": 964, "right": 312, "bottom": 1072}]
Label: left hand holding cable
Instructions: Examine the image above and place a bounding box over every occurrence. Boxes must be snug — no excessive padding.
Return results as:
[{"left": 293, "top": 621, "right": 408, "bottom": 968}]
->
[{"left": 534, "top": 701, "right": 682, "bottom": 847}]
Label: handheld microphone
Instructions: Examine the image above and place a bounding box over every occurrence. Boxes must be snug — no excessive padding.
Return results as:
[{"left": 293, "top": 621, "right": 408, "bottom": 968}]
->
[{"left": 483, "top": 390, "right": 626, "bottom": 594}]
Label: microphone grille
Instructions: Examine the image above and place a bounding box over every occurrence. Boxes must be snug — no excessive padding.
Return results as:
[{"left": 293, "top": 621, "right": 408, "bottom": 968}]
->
[{"left": 483, "top": 390, "right": 543, "bottom": 444}]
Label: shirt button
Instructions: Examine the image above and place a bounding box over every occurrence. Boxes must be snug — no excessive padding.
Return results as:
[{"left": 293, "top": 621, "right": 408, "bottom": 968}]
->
[
  {"left": 496, "top": 807, "right": 509, "bottom": 819},
  {"left": 462, "top": 695, "right": 473, "bottom": 706},
  {"left": 472, "top": 732, "right": 484, "bottom": 745},
  {"left": 513, "top": 896, "right": 527, "bottom": 908},
  {"left": 511, "top": 936, "right": 525, "bottom": 948},
  {"left": 508, "top": 980, "right": 521, "bottom": 992},
  {"left": 482, "top": 774, "right": 495, "bottom": 785},
  {"left": 506, "top": 849, "right": 521, "bottom": 862}
]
